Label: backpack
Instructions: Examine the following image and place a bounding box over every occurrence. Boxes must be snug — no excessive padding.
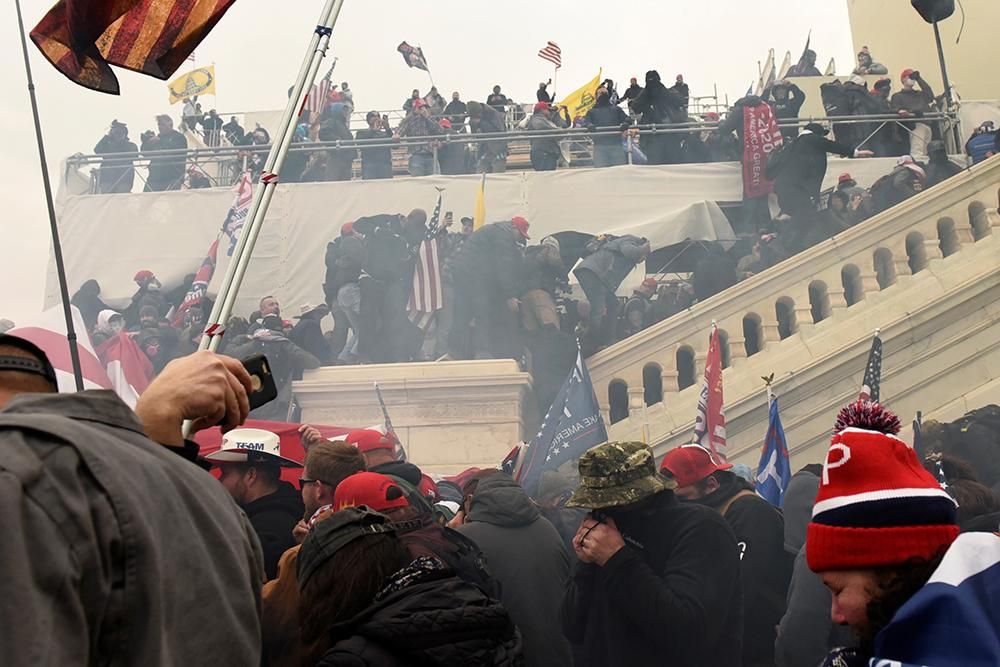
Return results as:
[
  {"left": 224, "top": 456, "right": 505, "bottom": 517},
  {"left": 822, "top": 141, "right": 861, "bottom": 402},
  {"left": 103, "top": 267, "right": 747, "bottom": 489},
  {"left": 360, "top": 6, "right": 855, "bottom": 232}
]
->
[
  {"left": 942, "top": 406, "right": 1000, "bottom": 489},
  {"left": 765, "top": 142, "right": 791, "bottom": 181}
]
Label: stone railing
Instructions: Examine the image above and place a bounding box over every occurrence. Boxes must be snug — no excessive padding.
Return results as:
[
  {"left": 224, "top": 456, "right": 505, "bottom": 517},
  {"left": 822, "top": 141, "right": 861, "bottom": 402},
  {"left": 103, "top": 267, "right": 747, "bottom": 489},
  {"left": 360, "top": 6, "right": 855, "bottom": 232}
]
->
[{"left": 587, "top": 155, "right": 1000, "bottom": 443}]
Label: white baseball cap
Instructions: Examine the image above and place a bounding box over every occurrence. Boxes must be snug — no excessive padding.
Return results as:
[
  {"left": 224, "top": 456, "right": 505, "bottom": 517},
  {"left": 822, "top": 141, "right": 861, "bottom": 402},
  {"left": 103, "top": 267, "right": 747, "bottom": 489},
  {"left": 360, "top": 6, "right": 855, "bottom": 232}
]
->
[{"left": 204, "top": 428, "right": 303, "bottom": 468}]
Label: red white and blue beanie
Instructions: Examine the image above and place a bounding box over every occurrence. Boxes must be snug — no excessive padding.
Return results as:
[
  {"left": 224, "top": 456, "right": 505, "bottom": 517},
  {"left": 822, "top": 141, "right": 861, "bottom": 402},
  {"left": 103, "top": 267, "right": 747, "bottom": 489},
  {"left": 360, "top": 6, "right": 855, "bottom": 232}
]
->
[{"left": 807, "top": 401, "right": 959, "bottom": 572}]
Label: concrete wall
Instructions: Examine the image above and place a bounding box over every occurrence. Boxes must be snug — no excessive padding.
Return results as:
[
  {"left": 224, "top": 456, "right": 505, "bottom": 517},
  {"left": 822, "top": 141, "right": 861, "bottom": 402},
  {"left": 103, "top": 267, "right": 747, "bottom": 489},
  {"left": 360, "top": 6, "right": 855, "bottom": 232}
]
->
[{"left": 847, "top": 0, "right": 1000, "bottom": 101}]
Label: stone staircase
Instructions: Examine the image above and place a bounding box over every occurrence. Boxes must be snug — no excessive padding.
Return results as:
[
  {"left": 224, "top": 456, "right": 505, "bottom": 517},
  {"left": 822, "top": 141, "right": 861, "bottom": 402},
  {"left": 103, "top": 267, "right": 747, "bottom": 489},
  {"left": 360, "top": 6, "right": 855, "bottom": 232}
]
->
[{"left": 588, "top": 156, "right": 1000, "bottom": 467}]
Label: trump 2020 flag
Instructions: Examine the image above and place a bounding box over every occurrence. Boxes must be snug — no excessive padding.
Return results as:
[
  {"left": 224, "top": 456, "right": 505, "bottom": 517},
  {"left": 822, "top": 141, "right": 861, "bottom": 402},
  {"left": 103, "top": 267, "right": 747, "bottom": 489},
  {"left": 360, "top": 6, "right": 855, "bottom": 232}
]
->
[
  {"left": 859, "top": 331, "right": 883, "bottom": 402},
  {"left": 694, "top": 324, "right": 728, "bottom": 462},
  {"left": 755, "top": 397, "right": 791, "bottom": 507},
  {"left": 518, "top": 348, "right": 608, "bottom": 497}
]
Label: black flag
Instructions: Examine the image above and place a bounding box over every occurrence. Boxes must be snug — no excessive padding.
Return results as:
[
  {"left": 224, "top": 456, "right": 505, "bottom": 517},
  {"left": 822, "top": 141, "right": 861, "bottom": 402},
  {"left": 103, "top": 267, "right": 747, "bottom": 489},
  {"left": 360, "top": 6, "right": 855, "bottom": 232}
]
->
[{"left": 397, "top": 42, "right": 428, "bottom": 71}]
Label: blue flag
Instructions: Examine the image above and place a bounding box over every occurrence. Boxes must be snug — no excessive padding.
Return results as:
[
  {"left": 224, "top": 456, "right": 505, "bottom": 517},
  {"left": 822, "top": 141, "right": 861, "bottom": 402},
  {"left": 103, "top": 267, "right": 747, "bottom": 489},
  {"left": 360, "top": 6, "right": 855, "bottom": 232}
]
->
[
  {"left": 518, "top": 348, "right": 608, "bottom": 497},
  {"left": 755, "top": 398, "right": 791, "bottom": 507}
]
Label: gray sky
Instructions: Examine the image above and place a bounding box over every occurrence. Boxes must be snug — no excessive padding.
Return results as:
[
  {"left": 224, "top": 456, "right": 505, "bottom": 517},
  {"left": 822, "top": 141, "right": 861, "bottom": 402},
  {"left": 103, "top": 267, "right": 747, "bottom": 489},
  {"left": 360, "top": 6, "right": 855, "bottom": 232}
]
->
[{"left": 0, "top": 0, "right": 854, "bottom": 323}]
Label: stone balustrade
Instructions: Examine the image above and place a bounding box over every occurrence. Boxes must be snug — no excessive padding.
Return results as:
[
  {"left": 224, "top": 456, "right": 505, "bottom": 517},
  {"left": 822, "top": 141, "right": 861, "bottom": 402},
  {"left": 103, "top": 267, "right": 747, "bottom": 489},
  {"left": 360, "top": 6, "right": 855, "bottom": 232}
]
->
[{"left": 588, "top": 156, "right": 1000, "bottom": 460}]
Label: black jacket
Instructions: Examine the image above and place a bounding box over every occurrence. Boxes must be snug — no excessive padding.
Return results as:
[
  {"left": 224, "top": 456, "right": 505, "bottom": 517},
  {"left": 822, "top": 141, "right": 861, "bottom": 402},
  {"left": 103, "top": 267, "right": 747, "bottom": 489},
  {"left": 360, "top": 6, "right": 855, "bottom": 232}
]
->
[
  {"left": 318, "top": 562, "right": 522, "bottom": 666},
  {"left": 450, "top": 222, "right": 525, "bottom": 299},
  {"left": 353, "top": 215, "right": 414, "bottom": 283},
  {"left": 632, "top": 80, "right": 686, "bottom": 125},
  {"left": 560, "top": 491, "right": 743, "bottom": 667},
  {"left": 776, "top": 131, "right": 855, "bottom": 196},
  {"left": 584, "top": 99, "right": 630, "bottom": 147},
  {"left": 243, "top": 481, "right": 304, "bottom": 580},
  {"left": 290, "top": 316, "right": 331, "bottom": 365},
  {"left": 692, "top": 244, "right": 738, "bottom": 302},
  {"left": 355, "top": 126, "right": 393, "bottom": 172},
  {"left": 457, "top": 475, "right": 573, "bottom": 667},
  {"left": 324, "top": 235, "right": 367, "bottom": 302},
  {"left": 697, "top": 473, "right": 792, "bottom": 667}
]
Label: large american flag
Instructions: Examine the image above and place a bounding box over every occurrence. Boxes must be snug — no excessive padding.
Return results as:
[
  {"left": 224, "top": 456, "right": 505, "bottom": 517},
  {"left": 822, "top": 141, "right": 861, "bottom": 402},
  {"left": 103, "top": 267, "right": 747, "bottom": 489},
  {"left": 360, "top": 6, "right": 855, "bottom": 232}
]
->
[
  {"left": 408, "top": 191, "right": 444, "bottom": 330},
  {"left": 305, "top": 59, "right": 338, "bottom": 115},
  {"left": 859, "top": 331, "right": 883, "bottom": 402},
  {"left": 537, "top": 41, "right": 562, "bottom": 68}
]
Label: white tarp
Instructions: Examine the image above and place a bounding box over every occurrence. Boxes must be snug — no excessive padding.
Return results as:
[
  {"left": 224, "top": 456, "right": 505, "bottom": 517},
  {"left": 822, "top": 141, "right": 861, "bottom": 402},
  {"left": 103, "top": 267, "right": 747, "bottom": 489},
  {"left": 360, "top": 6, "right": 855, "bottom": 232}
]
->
[{"left": 50, "top": 159, "right": 907, "bottom": 318}]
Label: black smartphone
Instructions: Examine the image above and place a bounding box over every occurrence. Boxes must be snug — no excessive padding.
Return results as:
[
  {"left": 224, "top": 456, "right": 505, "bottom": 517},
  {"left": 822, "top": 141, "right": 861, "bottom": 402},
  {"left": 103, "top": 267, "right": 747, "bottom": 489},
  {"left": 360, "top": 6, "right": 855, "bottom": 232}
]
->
[{"left": 241, "top": 354, "right": 278, "bottom": 411}]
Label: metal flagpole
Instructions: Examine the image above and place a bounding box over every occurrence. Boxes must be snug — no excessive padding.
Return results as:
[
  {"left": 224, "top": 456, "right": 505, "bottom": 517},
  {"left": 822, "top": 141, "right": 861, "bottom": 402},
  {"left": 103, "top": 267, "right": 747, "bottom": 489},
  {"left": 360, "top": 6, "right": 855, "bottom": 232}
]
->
[
  {"left": 198, "top": 0, "right": 346, "bottom": 357},
  {"left": 13, "top": 0, "right": 84, "bottom": 390},
  {"left": 184, "top": 0, "right": 346, "bottom": 436}
]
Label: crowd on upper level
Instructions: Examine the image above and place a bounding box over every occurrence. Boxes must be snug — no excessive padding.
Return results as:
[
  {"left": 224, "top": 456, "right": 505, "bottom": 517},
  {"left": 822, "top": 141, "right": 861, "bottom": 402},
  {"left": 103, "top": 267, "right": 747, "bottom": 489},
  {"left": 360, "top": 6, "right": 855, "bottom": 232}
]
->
[{"left": 85, "top": 45, "right": 1000, "bottom": 195}]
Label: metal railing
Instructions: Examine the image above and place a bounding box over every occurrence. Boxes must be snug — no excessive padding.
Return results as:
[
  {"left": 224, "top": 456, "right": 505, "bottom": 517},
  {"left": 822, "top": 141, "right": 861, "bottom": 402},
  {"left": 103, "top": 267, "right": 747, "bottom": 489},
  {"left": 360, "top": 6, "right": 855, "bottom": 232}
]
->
[{"left": 67, "top": 112, "right": 957, "bottom": 194}]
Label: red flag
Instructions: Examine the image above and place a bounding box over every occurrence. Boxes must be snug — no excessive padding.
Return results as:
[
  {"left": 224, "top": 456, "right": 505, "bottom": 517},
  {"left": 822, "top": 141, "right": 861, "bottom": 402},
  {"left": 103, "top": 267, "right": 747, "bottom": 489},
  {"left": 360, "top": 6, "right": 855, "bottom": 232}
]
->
[
  {"left": 693, "top": 325, "right": 728, "bottom": 462},
  {"left": 741, "top": 101, "right": 783, "bottom": 199},
  {"left": 9, "top": 305, "right": 112, "bottom": 392},
  {"left": 96, "top": 331, "right": 153, "bottom": 407},
  {"left": 30, "top": 0, "right": 237, "bottom": 94},
  {"left": 172, "top": 238, "right": 219, "bottom": 327}
]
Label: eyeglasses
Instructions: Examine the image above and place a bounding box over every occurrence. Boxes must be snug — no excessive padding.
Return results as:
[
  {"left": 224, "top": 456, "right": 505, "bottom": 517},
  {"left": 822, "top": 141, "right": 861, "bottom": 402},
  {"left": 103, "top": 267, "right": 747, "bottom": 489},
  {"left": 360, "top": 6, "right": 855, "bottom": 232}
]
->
[{"left": 299, "top": 477, "right": 324, "bottom": 489}]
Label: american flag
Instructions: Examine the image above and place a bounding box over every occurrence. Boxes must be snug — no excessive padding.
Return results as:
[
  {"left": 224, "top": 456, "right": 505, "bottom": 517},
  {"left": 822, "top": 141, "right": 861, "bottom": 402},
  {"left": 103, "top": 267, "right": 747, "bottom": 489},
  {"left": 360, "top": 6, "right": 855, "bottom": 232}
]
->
[
  {"left": 408, "top": 190, "right": 444, "bottom": 330},
  {"left": 859, "top": 331, "right": 883, "bottom": 402},
  {"left": 537, "top": 41, "right": 562, "bottom": 68},
  {"left": 305, "top": 59, "right": 338, "bottom": 115},
  {"left": 693, "top": 324, "right": 728, "bottom": 462}
]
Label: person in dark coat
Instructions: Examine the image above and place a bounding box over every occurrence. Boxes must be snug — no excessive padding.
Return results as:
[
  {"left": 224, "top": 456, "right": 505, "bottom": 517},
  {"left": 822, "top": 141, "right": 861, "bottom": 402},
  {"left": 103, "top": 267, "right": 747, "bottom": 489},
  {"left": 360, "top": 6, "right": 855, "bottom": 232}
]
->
[
  {"left": 324, "top": 222, "right": 367, "bottom": 364},
  {"left": 775, "top": 465, "right": 855, "bottom": 667},
  {"left": 319, "top": 102, "right": 356, "bottom": 181},
  {"left": 467, "top": 101, "right": 509, "bottom": 173},
  {"left": 448, "top": 218, "right": 529, "bottom": 359},
  {"left": 299, "top": 507, "right": 523, "bottom": 666},
  {"left": 290, "top": 303, "right": 332, "bottom": 365},
  {"left": 789, "top": 49, "right": 822, "bottom": 77},
  {"left": 584, "top": 89, "right": 630, "bottom": 167},
  {"left": 536, "top": 81, "right": 552, "bottom": 103},
  {"left": 924, "top": 140, "right": 963, "bottom": 188},
  {"left": 767, "top": 80, "right": 806, "bottom": 141},
  {"left": 444, "top": 92, "right": 468, "bottom": 128},
  {"left": 71, "top": 279, "right": 111, "bottom": 333},
  {"left": 561, "top": 441, "right": 743, "bottom": 667},
  {"left": 869, "top": 156, "right": 927, "bottom": 215},
  {"left": 356, "top": 111, "right": 394, "bottom": 180},
  {"left": 618, "top": 77, "right": 643, "bottom": 112},
  {"left": 526, "top": 102, "right": 570, "bottom": 172},
  {"left": 716, "top": 94, "right": 779, "bottom": 231},
  {"left": 573, "top": 234, "right": 650, "bottom": 347},
  {"left": 772, "top": 123, "right": 871, "bottom": 251},
  {"left": 662, "top": 444, "right": 793, "bottom": 667},
  {"left": 455, "top": 472, "right": 574, "bottom": 667},
  {"left": 692, "top": 242, "right": 738, "bottom": 302},
  {"left": 141, "top": 115, "right": 188, "bottom": 192},
  {"left": 352, "top": 211, "right": 425, "bottom": 363},
  {"left": 631, "top": 70, "right": 686, "bottom": 164},
  {"left": 619, "top": 277, "right": 658, "bottom": 340},
  {"left": 94, "top": 120, "right": 138, "bottom": 193},
  {"left": 223, "top": 116, "right": 245, "bottom": 145},
  {"left": 205, "top": 427, "right": 305, "bottom": 580}
]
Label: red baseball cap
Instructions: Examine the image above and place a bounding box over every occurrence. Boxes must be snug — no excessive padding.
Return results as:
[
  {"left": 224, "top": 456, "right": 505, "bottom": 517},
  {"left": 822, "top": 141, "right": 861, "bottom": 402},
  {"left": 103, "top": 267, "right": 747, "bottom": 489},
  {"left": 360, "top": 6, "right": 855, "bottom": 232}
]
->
[
  {"left": 640, "top": 277, "right": 658, "bottom": 290},
  {"left": 660, "top": 444, "right": 732, "bottom": 487},
  {"left": 533, "top": 101, "right": 551, "bottom": 113},
  {"left": 346, "top": 429, "right": 395, "bottom": 454},
  {"left": 511, "top": 216, "right": 530, "bottom": 239},
  {"left": 334, "top": 472, "right": 410, "bottom": 512},
  {"left": 418, "top": 474, "right": 439, "bottom": 502},
  {"left": 134, "top": 269, "right": 155, "bottom": 283},
  {"left": 838, "top": 172, "right": 853, "bottom": 185},
  {"left": 438, "top": 118, "right": 453, "bottom": 129},
  {"left": 412, "top": 98, "right": 428, "bottom": 109},
  {"left": 900, "top": 68, "right": 915, "bottom": 84},
  {"left": 341, "top": 221, "right": 354, "bottom": 236}
]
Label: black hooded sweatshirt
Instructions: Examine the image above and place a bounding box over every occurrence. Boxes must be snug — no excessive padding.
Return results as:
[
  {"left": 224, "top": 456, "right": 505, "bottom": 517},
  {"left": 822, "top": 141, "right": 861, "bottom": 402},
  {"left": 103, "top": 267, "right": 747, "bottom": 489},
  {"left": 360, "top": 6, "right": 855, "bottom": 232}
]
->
[
  {"left": 457, "top": 475, "right": 573, "bottom": 667},
  {"left": 244, "top": 480, "right": 305, "bottom": 580},
  {"left": 695, "top": 472, "right": 793, "bottom": 667}
]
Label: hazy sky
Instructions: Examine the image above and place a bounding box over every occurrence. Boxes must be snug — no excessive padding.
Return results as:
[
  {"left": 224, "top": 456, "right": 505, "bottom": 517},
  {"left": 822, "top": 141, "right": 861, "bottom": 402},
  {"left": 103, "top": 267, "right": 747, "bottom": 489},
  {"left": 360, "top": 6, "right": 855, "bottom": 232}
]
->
[{"left": 0, "top": 0, "right": 855, "bottom": 323}]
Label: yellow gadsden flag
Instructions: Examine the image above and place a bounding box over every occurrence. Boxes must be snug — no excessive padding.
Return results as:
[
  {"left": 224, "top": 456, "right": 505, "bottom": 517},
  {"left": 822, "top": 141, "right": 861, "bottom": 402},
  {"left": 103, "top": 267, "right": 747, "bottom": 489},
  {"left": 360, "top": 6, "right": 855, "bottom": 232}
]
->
[
  {"left": 473, "top": 173, "right": 487, "bottom": 231},
  {"left": 559, "top": 69, "right": 602, "bottom": 122},
  {"left": 168, "top": 66, "right": 216, "bottom": 104}
]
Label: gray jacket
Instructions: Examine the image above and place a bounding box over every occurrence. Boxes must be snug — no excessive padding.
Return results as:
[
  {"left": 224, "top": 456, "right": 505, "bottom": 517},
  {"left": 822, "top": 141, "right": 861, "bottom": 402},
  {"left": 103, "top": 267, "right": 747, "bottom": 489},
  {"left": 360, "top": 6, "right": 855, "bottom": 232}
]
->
[
  {"left": 457, "top": 475, "right": 573, "bottom": 667},
  {"left": 575, "top": 234, "right": 648, "bottom": 291},
  {"left": 0, "top": 391, "right": 264, "bottom": 666}
]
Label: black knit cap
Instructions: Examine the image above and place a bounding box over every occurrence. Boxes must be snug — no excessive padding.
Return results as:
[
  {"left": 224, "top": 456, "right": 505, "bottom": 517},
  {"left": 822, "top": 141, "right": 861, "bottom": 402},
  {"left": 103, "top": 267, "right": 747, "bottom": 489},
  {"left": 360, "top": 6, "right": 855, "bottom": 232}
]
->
[{"left": 0, "top": 334, "right": 58, "bottom": 389}]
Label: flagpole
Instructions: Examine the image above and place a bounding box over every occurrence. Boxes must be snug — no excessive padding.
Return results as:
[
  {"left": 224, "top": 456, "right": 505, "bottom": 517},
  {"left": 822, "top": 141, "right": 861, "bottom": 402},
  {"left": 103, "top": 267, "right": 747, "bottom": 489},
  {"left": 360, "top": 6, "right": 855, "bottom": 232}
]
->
[
  {"left": 198, "top": 0, "right": 346, "bottom": 356},
  {"left": 14, "top": 0, "right": 84, "bottom": 391}
]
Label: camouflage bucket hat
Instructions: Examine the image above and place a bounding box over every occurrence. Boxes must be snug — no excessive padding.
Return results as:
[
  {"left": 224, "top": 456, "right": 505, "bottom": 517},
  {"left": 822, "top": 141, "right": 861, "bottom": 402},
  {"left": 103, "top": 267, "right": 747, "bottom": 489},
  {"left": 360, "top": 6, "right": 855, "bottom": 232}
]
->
[{"left": 566, "top": 441, "right": 677, "bottom": 509}]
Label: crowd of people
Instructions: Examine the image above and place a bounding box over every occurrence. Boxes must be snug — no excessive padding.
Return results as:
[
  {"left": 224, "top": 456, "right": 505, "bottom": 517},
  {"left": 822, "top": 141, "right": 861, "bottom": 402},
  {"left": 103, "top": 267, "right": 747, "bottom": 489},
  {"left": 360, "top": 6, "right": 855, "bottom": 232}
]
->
[
  {"left": 86, "top": 45, "right": 999, "bottom": 194},
  {"left": 0, "top": 332, "right": 996, "bottom": 666}
]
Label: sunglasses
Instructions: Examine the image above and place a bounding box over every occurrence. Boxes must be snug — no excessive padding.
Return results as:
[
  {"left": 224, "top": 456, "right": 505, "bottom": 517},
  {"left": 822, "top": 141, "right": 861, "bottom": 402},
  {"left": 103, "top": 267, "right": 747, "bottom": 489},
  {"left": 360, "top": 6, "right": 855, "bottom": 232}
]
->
[{"left": 299, "top": 477, "right": 326, "bottom": 489}]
